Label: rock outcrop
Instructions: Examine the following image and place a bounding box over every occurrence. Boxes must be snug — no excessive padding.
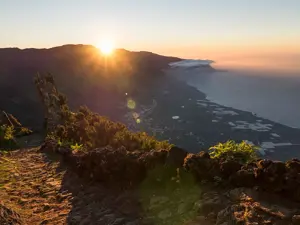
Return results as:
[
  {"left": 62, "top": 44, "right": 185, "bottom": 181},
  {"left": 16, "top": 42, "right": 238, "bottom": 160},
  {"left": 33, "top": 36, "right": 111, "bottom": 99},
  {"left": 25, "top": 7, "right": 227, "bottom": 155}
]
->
[
  {"left": 41, "top": 139, "right": 169, "bottom": 187},
  {"left": 42, "top": 135, "right": 300, "bottom": 203},
  {"left": 184, "top": 152, "right": 300, "bottom": 202}
]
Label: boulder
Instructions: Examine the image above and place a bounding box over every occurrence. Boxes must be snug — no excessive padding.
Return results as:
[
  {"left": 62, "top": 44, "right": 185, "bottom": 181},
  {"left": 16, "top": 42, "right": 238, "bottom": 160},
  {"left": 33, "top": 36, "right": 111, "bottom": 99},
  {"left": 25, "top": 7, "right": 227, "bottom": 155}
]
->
[
  {"left": 241, "top": 162, "right": 258, "bottom": 171},
  {"left": 229, "top": 169, "right": 256, "bottom": 187},
  {"left": 265, "top": 161, "right": 286, "bottom": 175},
  {"left": 138, "top": 149, "right": 168, "bottom": 170},
  {"left": 253, "top": 160, "right": 287, "bottom": 192},
  {"left": 220, "top": 160, "right": 242, "bottom": 177},
  {"left": 284, "top": 173, "right": 300, "bottom": 201},
  {"left": 184, "top": 152, "right": 218, "bottom": 181},
  {"left": 165, "top": 146, "right": 188, "bottom": 168},
  {"left": 216, "top": 202, "right": 291, "bottom": 225},
  {"left": 74, "top": 146, "right": 145, "bottom": 186},
  {"left": 292, "top": 215, "right": 300, "bottom": 225},
  {"left": 40, "top": 139, "right": 57, "bottom": 153},
  {"left": 257, "top": 159, "right": 272, "bottom": 169},
  {"left": 216, "top": 204, "right": 246, "bottom": 225},
  {"left": 194, "top": 191, "right": 228, "bottom": 215},
  {"left": 286, "top": 160, "right": 300, "bottom": 175},
  {"left": 56, "top": 146, "right": 72, "bottom": 156},
  {"left": 198, "top": 151, "right": 210, "bottom": 159}
]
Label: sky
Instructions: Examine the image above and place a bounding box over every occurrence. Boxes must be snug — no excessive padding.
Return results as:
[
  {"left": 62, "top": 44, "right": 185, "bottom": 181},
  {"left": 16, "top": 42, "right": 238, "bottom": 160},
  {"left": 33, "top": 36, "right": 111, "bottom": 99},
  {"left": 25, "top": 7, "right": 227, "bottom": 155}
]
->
[{"left": 1, "top": 0, "right": 300, "bottom": 66}]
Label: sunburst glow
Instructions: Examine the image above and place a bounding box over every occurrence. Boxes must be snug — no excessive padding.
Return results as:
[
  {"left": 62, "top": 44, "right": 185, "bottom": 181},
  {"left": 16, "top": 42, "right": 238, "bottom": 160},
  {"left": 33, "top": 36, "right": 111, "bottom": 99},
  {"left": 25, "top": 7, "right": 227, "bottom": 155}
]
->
[{"left": 98, "top": 40, "right": 114, "bottom": 55}]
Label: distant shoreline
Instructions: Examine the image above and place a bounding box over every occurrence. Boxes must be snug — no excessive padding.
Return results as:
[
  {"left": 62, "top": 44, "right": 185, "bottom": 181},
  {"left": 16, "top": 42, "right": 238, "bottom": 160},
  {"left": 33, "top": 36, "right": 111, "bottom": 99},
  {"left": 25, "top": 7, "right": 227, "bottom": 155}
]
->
[{"left": 122, "top": 68, "right": 300, "bottom": 161}]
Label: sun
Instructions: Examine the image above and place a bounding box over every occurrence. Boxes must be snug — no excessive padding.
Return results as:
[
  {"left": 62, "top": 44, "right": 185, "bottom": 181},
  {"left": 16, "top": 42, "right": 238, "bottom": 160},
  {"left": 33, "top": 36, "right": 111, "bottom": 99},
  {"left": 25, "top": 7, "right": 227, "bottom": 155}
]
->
[{"left": 98, "top": 40, "right": 114, "bottom": 55}]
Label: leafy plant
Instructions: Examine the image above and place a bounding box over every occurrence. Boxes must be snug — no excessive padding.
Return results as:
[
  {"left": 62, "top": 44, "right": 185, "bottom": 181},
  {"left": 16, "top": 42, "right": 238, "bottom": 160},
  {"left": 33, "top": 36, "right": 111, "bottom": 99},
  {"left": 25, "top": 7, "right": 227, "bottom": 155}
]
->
[
  {"left": 16, "top": 127, "right": 32, "bottom": 137},
  {"left": 209, "top": 140, "right": 258, "bottom": 164},
  {"left": 36, "top": 74, "right": 173, "bottom": 153},
  {"left": 71, "top": 143, "right": 83, "bottom": 151},
  {"left": 0, "top": 125, "right": 17, "bottom": 149},
  {"left": 48, "top": 102, "right": 172, "bottom": 152}
]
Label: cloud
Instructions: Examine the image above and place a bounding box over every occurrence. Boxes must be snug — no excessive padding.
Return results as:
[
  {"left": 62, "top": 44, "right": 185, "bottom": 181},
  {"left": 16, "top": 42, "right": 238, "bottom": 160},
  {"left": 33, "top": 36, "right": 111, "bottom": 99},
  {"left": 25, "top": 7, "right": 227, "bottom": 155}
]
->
[{"left": 169, "top": 59, "right": 215, "bottom": 68}]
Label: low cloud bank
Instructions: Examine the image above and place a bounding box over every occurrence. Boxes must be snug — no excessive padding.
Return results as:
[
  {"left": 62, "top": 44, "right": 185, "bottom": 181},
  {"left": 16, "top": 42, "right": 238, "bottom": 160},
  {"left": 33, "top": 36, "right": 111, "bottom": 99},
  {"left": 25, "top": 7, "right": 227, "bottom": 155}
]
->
[{"left": 169, "top": 59, "right": 215, "bottom": 68}]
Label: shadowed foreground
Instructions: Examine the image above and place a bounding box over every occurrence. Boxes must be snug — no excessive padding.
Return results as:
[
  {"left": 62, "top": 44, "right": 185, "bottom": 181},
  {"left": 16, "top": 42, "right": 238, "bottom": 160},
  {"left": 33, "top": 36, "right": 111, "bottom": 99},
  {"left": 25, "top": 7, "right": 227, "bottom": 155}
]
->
[{"left": 1, "top": 147, "right": 300, "bottom": 225}]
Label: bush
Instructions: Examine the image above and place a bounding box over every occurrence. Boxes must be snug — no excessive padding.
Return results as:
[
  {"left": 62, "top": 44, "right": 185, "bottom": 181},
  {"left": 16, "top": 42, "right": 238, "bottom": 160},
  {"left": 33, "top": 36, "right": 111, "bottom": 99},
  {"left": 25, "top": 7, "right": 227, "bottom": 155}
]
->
[
  {"left": 50, "top": 105, "right": 172, "bottom": 152},
  {"left": 0, "top": 113, "right": 32, "bottom": 149},
  {"left": 36, "top": 73, "right": 172, "bottom": 152},
  {"left": 0, "top": 125, "right": 17, "bottom": 149},
  {"left": 209, "top": 140, "right": 258, "bottom": 164}
]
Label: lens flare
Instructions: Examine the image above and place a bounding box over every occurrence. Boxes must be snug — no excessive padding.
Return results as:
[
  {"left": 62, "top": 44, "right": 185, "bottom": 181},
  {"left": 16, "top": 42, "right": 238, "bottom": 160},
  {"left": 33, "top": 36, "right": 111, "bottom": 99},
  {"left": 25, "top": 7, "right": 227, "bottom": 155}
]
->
[{"left": 127, "top": 99, "right": 136, "bottom": 109}]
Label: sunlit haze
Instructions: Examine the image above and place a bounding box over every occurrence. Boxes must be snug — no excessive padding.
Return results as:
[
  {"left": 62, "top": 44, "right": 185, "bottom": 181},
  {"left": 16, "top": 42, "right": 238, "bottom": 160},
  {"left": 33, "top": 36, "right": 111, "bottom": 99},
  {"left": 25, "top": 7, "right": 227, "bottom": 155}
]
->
[{"left": 1, "top": 0, "right": 300, "bottom": 71}]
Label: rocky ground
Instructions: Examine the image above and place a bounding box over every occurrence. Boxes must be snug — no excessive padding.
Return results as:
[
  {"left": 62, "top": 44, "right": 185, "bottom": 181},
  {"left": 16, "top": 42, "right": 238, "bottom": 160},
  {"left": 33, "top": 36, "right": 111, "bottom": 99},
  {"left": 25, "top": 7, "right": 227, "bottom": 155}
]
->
[
  {"left": 1, "top": 145, "right": 300, "bottom": 225},
  {"left": 0, "top": 148, "right": 144, "bottom": 224}
]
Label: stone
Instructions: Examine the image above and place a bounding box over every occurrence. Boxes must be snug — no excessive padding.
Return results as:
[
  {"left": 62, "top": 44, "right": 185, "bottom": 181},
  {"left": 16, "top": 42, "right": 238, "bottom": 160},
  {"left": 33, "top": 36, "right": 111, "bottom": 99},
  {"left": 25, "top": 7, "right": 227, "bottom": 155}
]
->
[
  {"left": 177, "top": 203, "right": 190, "bottom": 214},
  {"left": 74, "top": 146, "right": 145, "bottom": 186},
  {"left": 194, "top": 191, "right": 227, "bottom": 215},
  {"left": 229, "top": 169, "right": 256, "bottom": 187},
  {"left": 138, "top": 149, "right": 168, "bottom": 170},
  {"left": 184, "top": 216, "right": 207, "bottom": 225},
  {"left": 198, "top": 151, "right": 210, "bottom": 159},
  {"left": 149, "top": 196, "right": 170, "bottom": 209},
  {"left": 57, "top": 146, "right": 72, "bottom": 156},
  {"left": 184, "top": 153, "right": 218, "bottom": 181},
  {"left": 220, "top": 160, "right": 242, "bottom": 177},
  {"left": 257, "top": 159, "right": 272, "bottom": 169},
  {"left": 286, "top": 160, "right": 300, "bottom": 174},
  {"left": 112, "top": 217, "right": 126, "bottom": 225},
  {"left": 166, "top": 146, "right": 188, "bottom": 168},
  {"left": 216, "top": 204, "right": 246, "bottom": 225},
  {"left": 292, "top": 215, "right": 300, "bottom": 225},
  {"left": 227, "top": 188, "right": 248, "bottom": 201},
  {"left": 268, "top": 161, "right": 286, "bottom": 175},
  {"left": 158, "top": 209, "right": 172, "bottom": 220}
]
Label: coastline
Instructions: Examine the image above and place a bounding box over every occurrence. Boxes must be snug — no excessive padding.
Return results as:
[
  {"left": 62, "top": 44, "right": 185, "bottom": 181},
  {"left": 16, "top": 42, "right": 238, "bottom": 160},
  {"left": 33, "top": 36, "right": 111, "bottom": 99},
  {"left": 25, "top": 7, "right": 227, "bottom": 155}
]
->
[{"left": 121, "top": 68, "right": 300, "bottom": 161}]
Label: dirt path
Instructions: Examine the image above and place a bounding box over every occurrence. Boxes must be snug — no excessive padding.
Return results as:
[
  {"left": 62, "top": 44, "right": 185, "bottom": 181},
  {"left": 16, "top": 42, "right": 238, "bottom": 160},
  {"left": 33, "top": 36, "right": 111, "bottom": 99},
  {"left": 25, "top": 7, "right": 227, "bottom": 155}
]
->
[
  {"left": 0, "top": 148, "right": 70, "bottom": 224},
  {"left": 0, "top": 148, "right": 144, "bottom": 225}
]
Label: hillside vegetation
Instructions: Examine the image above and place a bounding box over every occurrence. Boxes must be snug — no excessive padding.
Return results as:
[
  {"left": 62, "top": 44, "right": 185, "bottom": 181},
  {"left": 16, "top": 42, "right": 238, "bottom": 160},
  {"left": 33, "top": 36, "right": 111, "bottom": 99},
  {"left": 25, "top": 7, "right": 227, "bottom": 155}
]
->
[{"left": 0, "top": 45, "right": 180, "bottom": 130}]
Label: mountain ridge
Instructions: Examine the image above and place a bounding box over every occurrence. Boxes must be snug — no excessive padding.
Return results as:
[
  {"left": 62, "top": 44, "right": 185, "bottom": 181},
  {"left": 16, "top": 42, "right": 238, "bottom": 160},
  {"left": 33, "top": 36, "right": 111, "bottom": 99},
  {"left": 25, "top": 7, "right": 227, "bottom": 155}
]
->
[{"left": 0, "top": 44, "right": 181, "bottom": 130}]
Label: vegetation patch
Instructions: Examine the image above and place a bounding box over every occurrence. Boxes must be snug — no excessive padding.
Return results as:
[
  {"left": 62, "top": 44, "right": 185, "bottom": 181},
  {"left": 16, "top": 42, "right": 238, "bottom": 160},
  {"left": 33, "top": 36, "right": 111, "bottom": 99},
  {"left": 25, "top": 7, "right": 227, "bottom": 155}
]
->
[
  {"left": 209, "top": 140, "right": 258, "bottom": 164},
  {"left": 0, "top": 111, "right": 33, "bottom": 150},
  {"left": 48, "top": 105, "right": 172, "bottom": 153}
]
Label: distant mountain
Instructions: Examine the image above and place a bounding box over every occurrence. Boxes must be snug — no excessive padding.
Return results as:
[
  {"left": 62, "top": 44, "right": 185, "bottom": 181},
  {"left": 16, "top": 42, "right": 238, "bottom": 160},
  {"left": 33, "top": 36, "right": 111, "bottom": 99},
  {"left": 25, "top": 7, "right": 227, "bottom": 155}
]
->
[{"left": 0, "top": 45, "right": 181, "bottom": 129}]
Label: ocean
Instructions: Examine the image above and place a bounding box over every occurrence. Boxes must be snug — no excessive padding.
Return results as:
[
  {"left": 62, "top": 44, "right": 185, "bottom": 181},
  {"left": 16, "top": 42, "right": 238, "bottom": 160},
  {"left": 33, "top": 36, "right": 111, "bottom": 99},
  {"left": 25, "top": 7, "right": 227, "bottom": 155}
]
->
[{"left": 171, "top": 67, "right": 300, "bottom": 128}]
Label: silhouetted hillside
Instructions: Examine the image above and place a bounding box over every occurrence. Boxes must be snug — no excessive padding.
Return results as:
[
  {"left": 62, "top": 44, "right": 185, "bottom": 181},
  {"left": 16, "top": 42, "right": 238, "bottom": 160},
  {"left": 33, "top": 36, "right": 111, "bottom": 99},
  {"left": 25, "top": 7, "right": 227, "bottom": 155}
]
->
[{"left": 0, "top": 45, "right": 181, "bottom": 130}]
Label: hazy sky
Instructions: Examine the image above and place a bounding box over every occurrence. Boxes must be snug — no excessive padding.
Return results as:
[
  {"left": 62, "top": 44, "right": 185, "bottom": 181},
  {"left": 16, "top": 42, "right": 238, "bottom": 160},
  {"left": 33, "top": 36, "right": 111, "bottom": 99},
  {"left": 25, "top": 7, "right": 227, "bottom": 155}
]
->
[{"left": 1, "top": 0, "right": 300, "bottom": 62}]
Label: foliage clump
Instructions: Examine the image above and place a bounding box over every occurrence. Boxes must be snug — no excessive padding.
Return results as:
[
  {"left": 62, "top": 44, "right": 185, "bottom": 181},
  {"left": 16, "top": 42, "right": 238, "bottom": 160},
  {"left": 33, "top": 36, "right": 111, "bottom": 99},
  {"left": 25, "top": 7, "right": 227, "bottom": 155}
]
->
[
  {"left": 209, "top": 140, "right": 258, "bottom": 164},
  {"left": 0, "top": 125, "right": 17, "bottom": 149},
  {"left": 0, "top": 112, "right": 32, "bottom": 149},
  {"left": 36, "top": 73, "right": 172, "bottom": 152},
  {"left": 49, "top": 105, "right": 171, "bottom": 152}
]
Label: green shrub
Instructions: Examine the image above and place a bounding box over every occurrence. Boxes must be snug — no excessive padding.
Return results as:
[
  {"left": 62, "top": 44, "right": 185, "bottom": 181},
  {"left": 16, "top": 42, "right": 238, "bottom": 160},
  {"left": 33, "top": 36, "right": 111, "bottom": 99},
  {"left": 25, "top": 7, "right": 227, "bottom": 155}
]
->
[
  {"left": 36, "top": 74, "right": 172, "bottom": 152},
  {"left": 209, "top": 140, "right": 258, "bottom": 164},
  {"left": 70, "top": 143, "right": 83, "bottom": 152},
  {"left": 0, "top": 125, "right": 17, "bottom": 149},
  {"left": 50, "top": 105, "right": 172, "bottom": 152}
]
